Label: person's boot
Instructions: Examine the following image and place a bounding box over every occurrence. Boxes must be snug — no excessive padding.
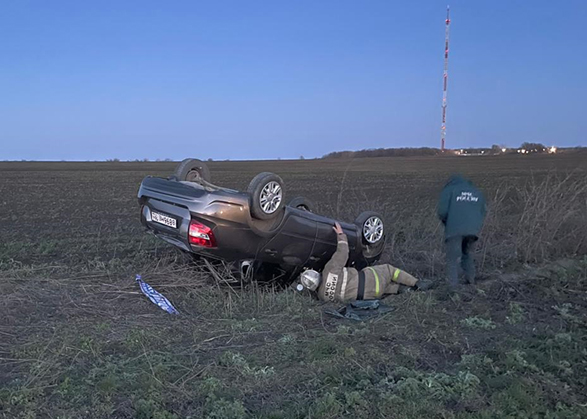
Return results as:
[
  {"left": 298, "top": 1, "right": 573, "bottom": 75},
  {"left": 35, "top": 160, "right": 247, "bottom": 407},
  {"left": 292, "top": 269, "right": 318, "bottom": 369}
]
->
[
  {"left": 416, "top": 279, "right": 434, "bottom": 291},
  {"left": 462, "top": 251, "right": 476, "bottom": 285},
  {"left": 464, "top": 270, "right": 476, "bottom": 285}
]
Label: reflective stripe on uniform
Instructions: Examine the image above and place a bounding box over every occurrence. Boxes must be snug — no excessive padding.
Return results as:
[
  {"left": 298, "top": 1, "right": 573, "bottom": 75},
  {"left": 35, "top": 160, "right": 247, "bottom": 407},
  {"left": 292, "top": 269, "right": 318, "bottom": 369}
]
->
[
  {"left": 392, "top": 269, "right": 401, "bottom": 282},
  {"left": 340, "top": 268, "right": 349, "bottom": 299},
  {"left": 368, "top": 267, "right": 380, "bottom": 297}
]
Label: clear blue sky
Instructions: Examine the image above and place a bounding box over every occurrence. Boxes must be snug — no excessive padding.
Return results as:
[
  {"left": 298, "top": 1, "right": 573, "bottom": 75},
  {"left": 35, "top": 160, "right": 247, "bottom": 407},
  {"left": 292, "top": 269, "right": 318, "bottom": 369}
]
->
[{"left": 1, "top": 0, "right": 586, "bottom": 160}]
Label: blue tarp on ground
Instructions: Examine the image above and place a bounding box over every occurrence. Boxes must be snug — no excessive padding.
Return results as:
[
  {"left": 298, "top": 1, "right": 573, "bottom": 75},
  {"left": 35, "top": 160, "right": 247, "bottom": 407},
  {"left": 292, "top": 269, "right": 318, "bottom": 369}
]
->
[{"left": 135, "top": 274, "right": 179, "bottom": 315}]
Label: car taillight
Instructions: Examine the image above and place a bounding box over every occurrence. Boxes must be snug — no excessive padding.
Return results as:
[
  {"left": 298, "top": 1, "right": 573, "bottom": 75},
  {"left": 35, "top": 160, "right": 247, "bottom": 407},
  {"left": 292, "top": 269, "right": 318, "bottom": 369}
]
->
[{"left": 188, "top": 220, "right": 216, "bottom": 247}]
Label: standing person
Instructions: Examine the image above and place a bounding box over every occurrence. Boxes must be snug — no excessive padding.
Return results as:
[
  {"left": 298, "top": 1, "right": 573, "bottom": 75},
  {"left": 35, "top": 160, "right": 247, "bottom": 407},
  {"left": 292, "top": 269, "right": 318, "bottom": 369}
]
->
[
  {"left": 297, "top": 222, "right": 432, "bottom": 302},
  {"left": 437, "top": 174, "right": 486, "bottom": 291}
]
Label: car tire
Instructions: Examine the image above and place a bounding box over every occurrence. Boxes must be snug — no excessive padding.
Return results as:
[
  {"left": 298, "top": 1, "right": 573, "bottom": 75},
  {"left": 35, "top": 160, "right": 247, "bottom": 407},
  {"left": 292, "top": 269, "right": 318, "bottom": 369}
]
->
[
  {"left": 288, "top": 197, "right": 313, "bottom": 212},
  {"left": 354, "top": 211, "right": 385, "bottom": 260},
  {"left": 248, "top": 172, "right": 286, "bottom": 220},
  {"left": 173, "top": 158, "right": 211, "bottom": 183}
]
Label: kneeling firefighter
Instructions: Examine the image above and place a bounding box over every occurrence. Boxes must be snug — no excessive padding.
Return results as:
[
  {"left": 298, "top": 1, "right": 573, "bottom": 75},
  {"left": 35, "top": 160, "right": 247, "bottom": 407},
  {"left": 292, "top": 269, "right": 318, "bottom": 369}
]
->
[{"left": 298, "top": 222, "right": 431, "bottom": 302}]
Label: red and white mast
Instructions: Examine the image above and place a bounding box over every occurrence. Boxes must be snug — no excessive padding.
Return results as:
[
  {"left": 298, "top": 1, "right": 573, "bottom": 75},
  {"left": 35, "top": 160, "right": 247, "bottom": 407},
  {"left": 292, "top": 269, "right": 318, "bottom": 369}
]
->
[{"left": 441, "top": 6, "right": 451, "bottom": 152}]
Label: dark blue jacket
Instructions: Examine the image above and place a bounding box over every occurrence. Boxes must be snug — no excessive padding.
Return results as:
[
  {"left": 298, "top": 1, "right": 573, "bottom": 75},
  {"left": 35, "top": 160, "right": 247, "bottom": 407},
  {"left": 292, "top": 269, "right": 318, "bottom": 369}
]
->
[{"left": 437, "top": 175, "right": 486, "bottom": 239}]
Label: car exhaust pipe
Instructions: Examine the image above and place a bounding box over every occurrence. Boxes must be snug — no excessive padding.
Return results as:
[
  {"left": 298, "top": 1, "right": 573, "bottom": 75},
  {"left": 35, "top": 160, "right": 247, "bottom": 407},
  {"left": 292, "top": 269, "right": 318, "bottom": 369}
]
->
[{"left": 240, "top": 260, "right": 254, "bottom": 281}]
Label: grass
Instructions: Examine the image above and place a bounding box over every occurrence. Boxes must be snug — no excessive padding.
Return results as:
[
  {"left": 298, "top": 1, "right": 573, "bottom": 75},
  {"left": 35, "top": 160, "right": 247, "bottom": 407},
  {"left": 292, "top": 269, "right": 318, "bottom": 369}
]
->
[
  {"left": 1, "top": 257, "right": 586, "bottom": 418},
  {"left": 1, "top": 156, "right": 587, "bottom": 418}
]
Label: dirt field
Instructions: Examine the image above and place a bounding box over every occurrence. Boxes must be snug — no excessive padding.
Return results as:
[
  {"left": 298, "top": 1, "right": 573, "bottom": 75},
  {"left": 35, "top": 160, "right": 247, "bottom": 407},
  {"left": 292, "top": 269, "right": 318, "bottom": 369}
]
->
[{"left": 1, "top": 154, "right": 586, "bottom": 418}]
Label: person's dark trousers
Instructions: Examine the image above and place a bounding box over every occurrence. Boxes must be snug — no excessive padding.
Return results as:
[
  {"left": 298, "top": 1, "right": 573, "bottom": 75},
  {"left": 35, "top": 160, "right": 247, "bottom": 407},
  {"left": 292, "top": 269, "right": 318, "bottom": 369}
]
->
[{"left": 445, "top": 235, "right": 478, "bottom": 289}]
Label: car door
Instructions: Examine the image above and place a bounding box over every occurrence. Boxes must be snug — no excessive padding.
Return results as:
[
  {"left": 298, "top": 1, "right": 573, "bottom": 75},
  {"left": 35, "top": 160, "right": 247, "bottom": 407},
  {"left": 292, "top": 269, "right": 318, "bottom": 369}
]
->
[
  {"left": 308, "top": 214, "right": 358, "bottom": 270},
  {"left": 257, "top": 208, "right": 317, "bottom": 268}
]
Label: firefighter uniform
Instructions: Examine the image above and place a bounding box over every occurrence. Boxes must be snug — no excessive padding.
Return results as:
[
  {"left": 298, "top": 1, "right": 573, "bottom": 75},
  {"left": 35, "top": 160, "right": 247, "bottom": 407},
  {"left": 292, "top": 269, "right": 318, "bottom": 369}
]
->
[{"left": 316, "top": 233, "right": 419, "bottom": 303}]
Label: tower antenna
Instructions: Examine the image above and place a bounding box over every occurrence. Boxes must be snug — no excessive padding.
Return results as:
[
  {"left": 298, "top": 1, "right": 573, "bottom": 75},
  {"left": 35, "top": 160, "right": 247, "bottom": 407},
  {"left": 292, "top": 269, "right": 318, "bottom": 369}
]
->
[{"left": 440, "top": 6, "right": 451, "bottom": 152}]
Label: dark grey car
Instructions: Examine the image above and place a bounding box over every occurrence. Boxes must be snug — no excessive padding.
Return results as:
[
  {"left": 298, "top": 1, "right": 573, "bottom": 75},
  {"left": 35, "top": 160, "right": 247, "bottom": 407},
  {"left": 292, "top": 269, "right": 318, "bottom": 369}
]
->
[{"left": 138, "top": 159, "right": 385, "bottom": 281}]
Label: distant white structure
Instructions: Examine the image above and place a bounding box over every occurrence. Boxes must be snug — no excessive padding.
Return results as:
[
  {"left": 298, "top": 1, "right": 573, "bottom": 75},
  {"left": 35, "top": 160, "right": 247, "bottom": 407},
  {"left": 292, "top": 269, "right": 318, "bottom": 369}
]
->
[{"left": 516, "top": 146, "right": 557, "bottom": 155}]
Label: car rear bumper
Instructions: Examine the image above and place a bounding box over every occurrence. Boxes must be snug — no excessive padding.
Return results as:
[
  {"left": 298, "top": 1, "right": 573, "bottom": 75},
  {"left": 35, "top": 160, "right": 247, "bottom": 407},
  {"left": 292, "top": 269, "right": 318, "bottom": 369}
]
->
[
  {"left": 138, "top": 176, "right": 269, "bottom": 262},
  {"left": 140, "top": 199, "right": 263, "bottom": 261}
]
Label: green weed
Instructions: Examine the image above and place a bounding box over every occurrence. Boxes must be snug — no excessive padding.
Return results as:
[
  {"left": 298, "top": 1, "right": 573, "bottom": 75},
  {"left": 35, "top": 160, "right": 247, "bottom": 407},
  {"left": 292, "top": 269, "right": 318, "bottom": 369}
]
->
[
  {"left": 506, "top": 302, "right": 526, "bottom": 324},
  {"left": 134, "top": 398, "right": 178, "bottom": 419},
  {"left": 553, "top": 303, "right": 583, "bottom": 324},
  {"left": 218, "top": 351, "right": 275, "bottom": 378},
  {"left": 204, "top": 398, "right": 247, "bottom": 419},
  {"left": 461, "top": 316, "right": 497, "bottom": 330}
]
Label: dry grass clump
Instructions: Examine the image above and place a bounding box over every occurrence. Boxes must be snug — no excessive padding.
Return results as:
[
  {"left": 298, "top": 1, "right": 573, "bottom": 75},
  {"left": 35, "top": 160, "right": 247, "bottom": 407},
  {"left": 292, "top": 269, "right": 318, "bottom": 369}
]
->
[
  {"left": 479, "top": 172, "right": 587, "bottom": 269},
  {"left": 320, "top": 172, "right": 587, "bottom": 278},
  {"left": 513, "top": 173, "right": 587, "bottom": 263}
]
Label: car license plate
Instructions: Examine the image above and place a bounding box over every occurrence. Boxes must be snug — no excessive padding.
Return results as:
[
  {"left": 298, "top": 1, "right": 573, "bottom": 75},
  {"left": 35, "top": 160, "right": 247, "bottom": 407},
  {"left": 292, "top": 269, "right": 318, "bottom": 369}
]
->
[{"left": 151, "top": 211, "right": 177, "bottom": 228}]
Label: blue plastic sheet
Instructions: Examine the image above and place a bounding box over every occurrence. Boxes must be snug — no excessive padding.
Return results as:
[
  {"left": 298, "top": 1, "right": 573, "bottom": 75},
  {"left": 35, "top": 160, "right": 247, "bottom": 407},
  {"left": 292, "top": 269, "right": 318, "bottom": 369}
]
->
[{"left": 135, "top": 274, "right": 179, "bottom": 315}]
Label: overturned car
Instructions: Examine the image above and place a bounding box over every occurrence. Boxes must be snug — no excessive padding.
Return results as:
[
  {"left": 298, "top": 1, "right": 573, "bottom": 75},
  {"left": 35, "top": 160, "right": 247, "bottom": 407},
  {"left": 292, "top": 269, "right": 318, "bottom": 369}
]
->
[{"left": 138, "top": 159, "right": 385, "bottom": 281}]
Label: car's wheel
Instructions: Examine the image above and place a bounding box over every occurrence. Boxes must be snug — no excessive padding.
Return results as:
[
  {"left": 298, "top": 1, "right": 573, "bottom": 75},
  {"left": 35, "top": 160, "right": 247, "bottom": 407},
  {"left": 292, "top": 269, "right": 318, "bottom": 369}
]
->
[
  {"left": 173, "top": 158, "right": 211, "bottom": 183},
  {"left": 354, "top": 211, "right": 385, "bottom": 260},
  {"left": 288, "top": 197, "right": 313, "bottom": 212},
  {"left": 247, "top": 172, "right": 286, "bottom": 220}
]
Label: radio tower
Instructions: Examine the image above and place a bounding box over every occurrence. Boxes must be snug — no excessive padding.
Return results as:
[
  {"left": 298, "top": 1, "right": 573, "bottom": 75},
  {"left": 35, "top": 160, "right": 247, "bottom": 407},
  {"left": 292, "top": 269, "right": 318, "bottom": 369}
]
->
[{"left": 440, "top": 6, "right": 451, "bottom": 152}]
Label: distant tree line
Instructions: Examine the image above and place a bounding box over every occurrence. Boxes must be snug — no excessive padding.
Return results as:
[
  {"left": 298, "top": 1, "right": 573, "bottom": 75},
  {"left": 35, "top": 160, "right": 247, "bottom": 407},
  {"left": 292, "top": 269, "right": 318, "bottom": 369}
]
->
[
  {"left": 323, "top": 147, "right": 441, "bottom": 159},
  {"left": 323, "top": 142, "right": 587, "bottom": 159}
]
